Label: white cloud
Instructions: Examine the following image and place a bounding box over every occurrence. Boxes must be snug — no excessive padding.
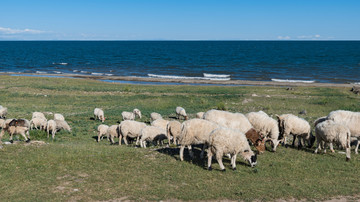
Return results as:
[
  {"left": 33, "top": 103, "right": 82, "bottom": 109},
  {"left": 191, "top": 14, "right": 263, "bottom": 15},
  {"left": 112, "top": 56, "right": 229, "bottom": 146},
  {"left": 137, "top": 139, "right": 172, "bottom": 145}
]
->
[
  {"left": 277, "top": 36, "right": 291, "bottom": 40},
  {"left": 0, "top": 26, "right": 45, "bottom": 34},
  {"left": 297, "top": 34, "right": 322, "bottom": 40}
]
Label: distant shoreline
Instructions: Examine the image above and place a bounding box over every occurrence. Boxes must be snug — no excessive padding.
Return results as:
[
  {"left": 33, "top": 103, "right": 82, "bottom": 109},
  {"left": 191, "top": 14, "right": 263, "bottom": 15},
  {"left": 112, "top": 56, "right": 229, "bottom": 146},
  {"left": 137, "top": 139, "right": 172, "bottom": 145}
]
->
[{"left": 1, "top": 72, "right": 357, "bottom": 88}]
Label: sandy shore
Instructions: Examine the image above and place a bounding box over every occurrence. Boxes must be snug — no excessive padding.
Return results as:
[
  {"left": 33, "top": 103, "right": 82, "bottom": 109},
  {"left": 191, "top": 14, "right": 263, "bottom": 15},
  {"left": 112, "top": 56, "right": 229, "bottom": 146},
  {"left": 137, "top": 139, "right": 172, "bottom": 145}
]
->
[{"left": 1, "top": 72, "right": 357, "bottom": 88}]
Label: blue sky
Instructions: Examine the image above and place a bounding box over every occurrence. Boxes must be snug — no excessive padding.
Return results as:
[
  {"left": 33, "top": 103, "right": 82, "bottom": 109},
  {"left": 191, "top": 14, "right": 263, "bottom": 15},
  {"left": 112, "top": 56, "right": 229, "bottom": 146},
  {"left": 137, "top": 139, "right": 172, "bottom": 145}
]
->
[{"left": 0, "top": 0, "right": 359, "bottom": 40}]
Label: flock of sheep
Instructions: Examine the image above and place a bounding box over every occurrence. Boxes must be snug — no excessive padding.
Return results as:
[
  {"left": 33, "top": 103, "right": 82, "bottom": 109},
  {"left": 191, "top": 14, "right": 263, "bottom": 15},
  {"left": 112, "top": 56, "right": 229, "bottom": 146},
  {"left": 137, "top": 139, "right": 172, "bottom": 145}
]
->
[{"left": 1, "top": 102, "right": 360, "bottom": 171}]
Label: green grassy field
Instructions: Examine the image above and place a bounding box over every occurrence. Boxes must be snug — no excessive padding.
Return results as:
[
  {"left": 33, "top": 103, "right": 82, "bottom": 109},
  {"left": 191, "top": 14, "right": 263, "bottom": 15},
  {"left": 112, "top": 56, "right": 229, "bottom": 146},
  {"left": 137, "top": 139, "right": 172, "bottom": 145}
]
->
[{"left": 0, "top": 75, "right": 360, "bottom": 201}]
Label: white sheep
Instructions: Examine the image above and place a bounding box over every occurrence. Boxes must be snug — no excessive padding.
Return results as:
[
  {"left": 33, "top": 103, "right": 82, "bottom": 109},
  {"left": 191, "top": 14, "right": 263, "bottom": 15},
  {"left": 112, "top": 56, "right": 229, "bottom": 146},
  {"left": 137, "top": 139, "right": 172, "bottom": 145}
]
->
[
  {"left": 166, "top": 120, "right": 182, "bottom": 145},
  {"left": 207, "top": 127, "right": 257, "bottom": 171},
  {"left": 0, "top": 119, "right": 31, "bottom": 143},
  {"left": 0, "top": 107, "right": 8, "bottom": 119},
  {"left": 196, "top": 112, "right": 204, "bottom": 119},
  {"left": 246, "top": 111, "right": 280, "bottom": 151},
  {"left": 46, "top": 120, "right": 57, "bottom": 139},
  {"left": 326, "top": 110, "right": 360, "bottom": 153},
  {"left": 118, "top": 120, "right": 146, "bottom": 145},
  {"left": 122, "top": 109, "right": 142, "bottom": 121},
  {"left": 151, "top": 119, "right": 169, "bottom": 131},
  {"left": 276, "top": 114, "right": 315, "bottom": 148},
  {"left": 32, "top": 112, "right": 46, "bottom": 120},
  {"left": 97, "top": 124, "right": 109, "bottom": 142},
  {"left": 179, "top": 118, "right": 220, "bottom": 161},
  {"left": 30, "top": 117, "right": 47, "bottom": 130},
  {"left": 150, "top": 112, "right": 163, "bottom": 121},
  {"left": 176, "top": 107, "right": 188, "bottom": 120},
  {"left": 94, "top": 108, "right": 105, "bottom": 122},
  {"left": 55, "top": 120, "right": 71, "bottom": 132},
  {"left": 314, "top": 120, "right": 351, "bottom": 161},
  {"left": 140, "top": 126, "right": 167, "bottom": 148},
  {"left": 54, "top": 113, "right": 65, "bottom": 121},
  {"left": 107, "top": 125, "right": 119, "bottom": 144}
]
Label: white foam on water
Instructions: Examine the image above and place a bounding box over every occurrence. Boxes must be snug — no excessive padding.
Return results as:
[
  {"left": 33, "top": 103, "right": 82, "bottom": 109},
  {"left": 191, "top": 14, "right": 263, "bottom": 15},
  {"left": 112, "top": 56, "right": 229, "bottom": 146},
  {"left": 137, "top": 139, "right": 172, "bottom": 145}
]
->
[
  {"left": 73, "top": 70, "right": 80, "bottom": 73},
  {"left": 80, "top": 71, "right": 90, "bottom": 74},
  {"left": 53, "top": 71, "right": 62, "bottom": 74},
  {"left": 36, "top": 71, "right": 47, "bottom": 74},
  {"left": 271, "top": 78, "right": 315, "bottom": 83},
  {"left": 105, "top": 74, "right": 114, "bottom": 76},
  {"left": 203, "top": 73, "right": 230, "bottom": 78},
  {"left": 148, "top": 73, "right": 230, "bottom": 81},
  {"left": 53, "top": 62, "right": 68, "bottom": 65},
  {"left": 91, "top": 72, "right": 104, "bottom": 76}
]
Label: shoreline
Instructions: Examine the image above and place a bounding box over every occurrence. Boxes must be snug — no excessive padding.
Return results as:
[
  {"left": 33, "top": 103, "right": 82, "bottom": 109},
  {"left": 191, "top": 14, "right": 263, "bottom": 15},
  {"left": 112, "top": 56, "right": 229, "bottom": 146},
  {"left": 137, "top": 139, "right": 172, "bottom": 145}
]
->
[{"left": 1, "top": 72, "right": 357, "bottom": 87}]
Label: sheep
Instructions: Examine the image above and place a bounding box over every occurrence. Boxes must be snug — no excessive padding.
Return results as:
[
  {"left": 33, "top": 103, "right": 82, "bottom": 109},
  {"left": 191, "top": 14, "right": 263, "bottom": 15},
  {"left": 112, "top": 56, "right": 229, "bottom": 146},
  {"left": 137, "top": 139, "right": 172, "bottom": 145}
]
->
[
  {"left": 314, "top": 120, "right": 351, "bottom": 161},
  {"left": 245, "top": 128, "right": 266, "bottom": 153},
  {"left": 97, "top": 124, "right": 109, "bottom": 142},
  {"left": 0, "top": 107, "right": 8, "bottom": 119},
  {"left": 118, "top": 120, "right": 146, "bottom": 145},
  {"left": 55, "top": 120, "right": 71, "bottom": 132},
  {"left": 32, "top": 112, "right": 46, "bottom": 120},
  {"left": 150, "top": 112, "right": 162, "bottom": 121},
  {"left": 94, "top": 108, "right": 105, "bottom": 122},
  {"left": 151, "top": 119, "right": 169, "bottom": 131},
  {"left": 196, "top": 112, "right": 204, "bottom": 119},
  {"left": 203, "top": 109, "right": 265, "bottom": 153},
  {"left": 0, "top": 118, "right": 5, "bottom": 129},
  {"left": 208, "top": 127, "right": 257, "bottom": 171},
  {"left": 107, "top": 125, "right": 119, "bottom": 144},
  {"left": 140, "top": 126, "right": 167, "bottom": 148},
  {"left": 276, "top": 114, "right": 315, "bottom": 148},
  {"left": 176, "top": 107, "right": 188, "bottom": 120},
  {"left": 179, "top": 119, "right": 220, "bottom": 161},
  {"left": 54, "top": 113, "right": 65, "bottom": 121},
  {"left": 46, "top": 120, "right": 57, "bottom": 139},
  {"left": 246, "top": 111, "right": 280, "bottom": 151},
  {"left": 0, "top": 119, "right": 31, "bottom": 143},
  {"left": 166, "top": 120, "right": 182, "bottom": 145},
  {"left": 327, "top": 110, "right": 360, "bottom": 154},
  {"left": 30, "top": 117, "right": 47, "bottom": 130},
  {"left": 122, "top": 109, "right": 142, "bottom": 121}
]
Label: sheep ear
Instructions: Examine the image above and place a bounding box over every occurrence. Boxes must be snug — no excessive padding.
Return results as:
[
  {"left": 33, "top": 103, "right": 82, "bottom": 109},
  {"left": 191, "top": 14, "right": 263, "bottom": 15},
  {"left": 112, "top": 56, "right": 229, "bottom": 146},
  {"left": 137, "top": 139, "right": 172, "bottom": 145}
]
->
[{"left": 275, "top": 114, "right": 280, "bottom": 119}]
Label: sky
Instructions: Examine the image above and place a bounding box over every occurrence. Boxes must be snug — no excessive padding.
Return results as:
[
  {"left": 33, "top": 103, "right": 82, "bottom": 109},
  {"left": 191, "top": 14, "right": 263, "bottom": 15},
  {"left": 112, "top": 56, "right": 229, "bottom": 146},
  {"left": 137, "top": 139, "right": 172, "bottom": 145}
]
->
[{"left": 0, "top": 0, "right": 359, "bottom": 40}]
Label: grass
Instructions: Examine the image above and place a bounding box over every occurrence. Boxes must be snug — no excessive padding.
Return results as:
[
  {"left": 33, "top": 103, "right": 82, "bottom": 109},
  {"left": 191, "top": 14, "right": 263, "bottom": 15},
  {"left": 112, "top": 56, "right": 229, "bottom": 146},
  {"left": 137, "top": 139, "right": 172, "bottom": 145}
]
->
[{"left": 1, "top": 75, "right": 360, "bottom": 201}]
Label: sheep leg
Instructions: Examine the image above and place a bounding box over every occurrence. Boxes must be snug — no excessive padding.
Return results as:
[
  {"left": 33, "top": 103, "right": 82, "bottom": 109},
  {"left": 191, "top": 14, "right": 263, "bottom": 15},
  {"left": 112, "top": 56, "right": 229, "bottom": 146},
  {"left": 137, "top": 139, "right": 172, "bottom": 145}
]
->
[
  {"left": 179, "top": 145, "right": 185, "bottom": 161},
  {"left": 135, "top": 136, "right": 140, "bottom": 146},
  {"left": 314, "top": 139, "right": 322, "bottom": 154},
  {"left": 52, "top": 131, "right": 56, "bottom": 139},
  {"left": 200, "top": 144, "right": 207, "bottom": 159},
  {"left": 329, "top": 142, "right": 335, "bottom": 153},
  {"left": 188, "top": 145, "right": 194, "bottom": 159},
  {"left": 123, "top": 135, "right": 129, "bottom": 145},
  {"left": 292, "top": 135, "right": 297, "bottom": 148},
  {"left": 20, "top": 131, "right": 29, "bottom": 142},
  {"left": 207, "top": 150, "right": 213, "bottom": 170},
  {"left": 323, "top": 142, "right": 328, "bottom": 153},
  {"left": 231, "top": 154, "right": 237, "bottom": 170},
  {"left": 97, "top": 132, "right": 101, "bottom": 142},
  {"left": 47, "top": 130, "right": 50, "bottom": 138},
  {"left": 143, "top": 141, "right": 146, "bottom": 148},
  {"left": 355, "top": 139, "right": 359, "bottom": 154},
  {"left": 216, "top": 152, "right": 225, "bottom": 171}
]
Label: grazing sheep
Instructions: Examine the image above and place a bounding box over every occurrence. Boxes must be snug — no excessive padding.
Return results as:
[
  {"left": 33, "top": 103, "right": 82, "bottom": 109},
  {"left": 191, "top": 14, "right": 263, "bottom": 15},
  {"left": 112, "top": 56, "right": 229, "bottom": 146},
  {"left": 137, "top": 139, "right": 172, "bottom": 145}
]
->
[
  {"left": 118, "top": 120, "right": 146, "bottom": 145},
  {"left": 0, "top": 119, "right": 31, "bottom": 143},
  {"left": 203, "top": 109, "right": 264, "bottom": 153},
  {"left": 46, "top": 120, "right": 57, "bottom": 139},
  {"left": 54, "top": 113, "right": 65, "bottom": 121},
  {"left": 166, "top": 120, "right": 182, "bottom": 145},
  {"left": 107, "top": 125, "right": 119, "bottom": 144},
  {"left": 140, "top": 126, "right": 167, "bottom": 148},
  {"left": 313, "top": 116, "right": 327, "bottom": 127},
  {"left": 97, "top": 124, "right": 109, "bottom": 142},
  {"left": 176, "top": 107, "right": 188, "bottom": 120},
  {"left": 196, "top": 112, "right": 204, "bottom": 119},
  {"left": 30, "top": 117, "right": 47, "bottom": 130},
  {"left": 94, "top": 108, "right": 105, "bottom": 122},
  {"left": 151, "top": 119, "right": 169, "bottom": 131},
  {"left": 0, "top": 107, "right": 8, "bottom": 119},
  {"left": 179, "top": 119, "right": 220, "bottom": 161},
  {"left": 246, "top": 111, "right": 280, "bottom": 151},
  {"left": 245, "top": 128, "right": 266, "bottom": 153},
  {"left": 32, "top": 112, "right": 46, "bottom": 120},
  {"left": 314, "top": 120, "right": 351, "bottom": 161},
  {"left": 276, "top": 114, "right": 315, "bottom": 148},
  {"left": 150, "top": 112, "right": 163, "bottom": 121},
  {"left": 122, "top": 109, "right": 142, "bottom": 121},
  {"left": 208, "top": 127, "right": 257, "bottom": 171},
  {"left": 55, "top": 120, "right": 71, "bottom": 132}
]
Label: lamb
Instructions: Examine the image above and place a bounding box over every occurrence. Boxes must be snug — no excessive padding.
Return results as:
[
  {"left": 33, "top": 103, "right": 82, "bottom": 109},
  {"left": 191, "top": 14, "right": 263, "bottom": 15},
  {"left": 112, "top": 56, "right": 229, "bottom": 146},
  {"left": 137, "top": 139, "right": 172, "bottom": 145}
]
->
[
  {"left": 32, "top": 112, "right": 46, "bottom": 120},
  {"left": 46, "top": 120, "right": 57, "bottom": 139},
  {"left": 0, "top": 119, "right": 31, "bottom": 143},
  {"left": 246, "top": 111, "right": 280, "bottom": 151},
  {"left": 122, "top": 109, "right": 142, "bottom": 121},
  {"left": 55, "top": 120, "right": 71, "bottom": 132},
  {"left": 107, "top": 125, "right": 119, "bottom": 144},
  {"left": 327, "top": 110, "right": 360, "bottom": 153},
  {"left": 196, "top": 112, "right": 204, "bottom": 119},
  {"left": 176, "top": 107, "right": 188, "bottom": 120},
  {"left": 140, "top": 126, "right": 167, "bottom": 148},
  {"left": 314, "top": 120, "right": 351, "bottom": 161},
  {"left": 179, "top": 119, "right": 220, "bottom": 161},
  {"left": 203, "top": 109, "right": 265, "bottom": 153},
  {"left": 151, "top": 119, "right": 169, "bottom": 131},
  {"left": 245, "top": 128, "right": 266, "bottom": 153},
  {"left": 150, "top": 112, "right": 162, "bottom": 121},
  {"left": 118, "top": 120, "right": 147, "bottom": 145},
  {"left": 166, "top": 120, "right": 182, "bottom": 145},
  {"left": 0, "top": 107, "right": 8, "bottom": 119},
  {"left": 276, "top": 114, "right": 315, "bottom": 148},
  {"left": 97, "top": 124, "right": 109, "bottom": 142},
  {"left": 54, "top": 113, "right": 65, "bottom": 121},
  {"left": 30, "top": 117, "right": 47, "bottom": 130},
  {"left": 208, "top": 127, "right": 257, "bottom": 171},
  {"left": 94, "top": 108, "right": 105, "bottom": 122}
]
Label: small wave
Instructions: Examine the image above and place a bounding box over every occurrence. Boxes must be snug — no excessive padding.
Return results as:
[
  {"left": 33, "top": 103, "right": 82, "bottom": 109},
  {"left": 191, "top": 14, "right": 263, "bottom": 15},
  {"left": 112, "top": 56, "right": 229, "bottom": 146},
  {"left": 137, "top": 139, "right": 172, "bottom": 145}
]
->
[
  {"left": 148, "top": 74, "right": 230, "bottom": 81},
  {"left": 105, "top": 74, "right": 114, "bottom": 76},
  {"left": 91, "top": 72, "right": 104, "bottom": 76},
  {"left": 73, "top": 70, "right": 80, "bottom": 73},
  {"left": 36, "top": 71, "right": 47, "bottom": 74},
  {"left": 271, "top": 78, "right": 315, "bottom": 83},
  {"left": 80, "top": 71, "right": 90, "bottom": 74},
  {"left": 53, "top": 71, "right": 62, "bottom": 74},
  {"left": 203, "top": 73, "right": 230, "bottom": 78},
  {"left": 53, "top": 62, "right": 68, "bottom": 65}
]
